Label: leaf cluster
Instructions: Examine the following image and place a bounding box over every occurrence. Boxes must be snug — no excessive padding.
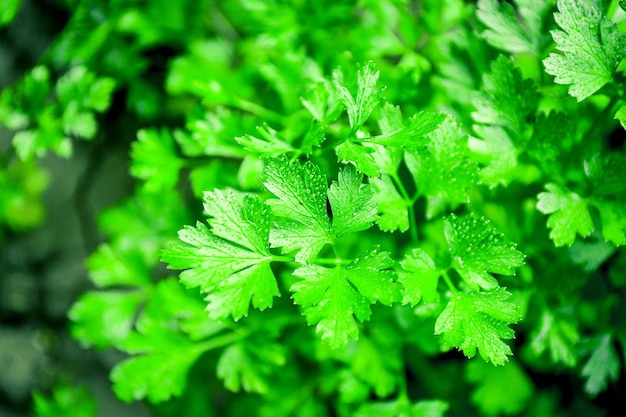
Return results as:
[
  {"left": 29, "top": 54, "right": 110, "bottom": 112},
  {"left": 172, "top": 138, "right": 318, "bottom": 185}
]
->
[{"left": 2, "top": 0, "right": 626, "bottom": 416}]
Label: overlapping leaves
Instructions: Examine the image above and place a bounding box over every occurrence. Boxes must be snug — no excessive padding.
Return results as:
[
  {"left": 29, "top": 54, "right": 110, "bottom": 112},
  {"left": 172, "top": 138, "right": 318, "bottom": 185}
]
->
[{"left": 162, "top": 190, "right": 279, "bottom": 320}]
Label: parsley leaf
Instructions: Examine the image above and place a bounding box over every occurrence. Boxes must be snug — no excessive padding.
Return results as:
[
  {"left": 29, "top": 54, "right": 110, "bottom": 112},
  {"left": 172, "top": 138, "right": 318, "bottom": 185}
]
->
[
  {"left": 110, "top": 279, "right": 213, "bottom": 403},
  {"left": 336, "top": 141, "right": 380, "bottom": 177},
  {"left": 33, "top": 382, "right": 97, "bottom": 417},
  {"left": 444, "top": 214, "right": 525, "bottom": 290},
  {"left": 473, "top": 55, "right": 539, "bottom": 135},
  {"left": 356, "top": 399, "right": 449, "bottom": 417},
  {"left": 435, "top": 287, "right": 521, "bottom": 365},
  {"left": 0, "top": 0, "right": 21, "bottom": 27},
  {"left": 476, "top": 0, "right": 542, "bottom": 55},
  {"left": 406, "top": 118, "right": 479, "bottom": 218},
  {"left": 537, "top": 183, "right": 594, "bottom": 246},
  {"left": 334, "top": 62, "right": 384, "bottom": 130},
  {"left": 370, "top": 175, "right": 409, "bottom": 232},
  {"left": 327, "top": 163, "right": 378, "bottom": 237},
  {"left": 580, "top": 333, "right": 620, "bottom": 396},
  {"left": 69, "top": 290, "right": 144, "bottom": 349},
  {"left": 528, "top": 308, "right": 580, "bottom": 367},
  {"left": 543, "top": 0, "right": 626, "bottom": 101},
  {"left": 586, "top": 153, "right": 626, "bottom": 245},
  {"left": 291, "top": 248, "right": 399, "bottom": 348},
  {"left": 235, "top": 123, "right": 294, "bottom": 156},
  {"left": 527, "top": 111, "right": 570, "bottom": 171},
  {"left": 344, "top": 334, "right": 401, "bottom": 397},
  {"left": 130, "top": 128, "right": 184, "bottom": 192},
  {"left": 264, "top": 157, "right": 377, "bottom": 261},
  {"left": 466, "top": 359, "right": 534, "bottom": 416},
  {"left": 162, "top": 190, "right": 279, "bottom": 320},
  {"left": 471, "top": 125, "right": 518, "bottom": 187},
  {"left": 398, "top": 248, "right": 441, "bottom": 306},
  {"left": 217, "top": 341, "right": 286, "bottom": 394},
  {"left": 263, "top": 156, "right": 332, "bottom": 261},
  {"left": 367, "top": 111, "right": 448, "bottom": 152},
  {"left": 111, "top": 323, "right": 207, "bottom": 403}
]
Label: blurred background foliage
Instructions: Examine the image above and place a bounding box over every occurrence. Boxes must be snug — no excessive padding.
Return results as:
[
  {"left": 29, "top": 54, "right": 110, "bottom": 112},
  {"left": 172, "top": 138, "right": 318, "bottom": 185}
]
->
[{"left": 1, "top": 0, "right": 625, "bottom": 416}]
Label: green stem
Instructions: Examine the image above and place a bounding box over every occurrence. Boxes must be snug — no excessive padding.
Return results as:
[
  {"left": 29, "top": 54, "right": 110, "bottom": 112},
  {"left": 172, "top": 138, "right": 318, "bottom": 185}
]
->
[
  {"left": 588, "top": 94, "right": 620, "bottom": 140},
  {"left": 232, "top": 97, "right": 285, "bottom": 124},
  {"left": 272, "top": 254, "right": 349, "bottom": 266},
  {"left": 271, "top": 254, "right": 296, "bottom": 263},
  {"left": 391, "top": 173, "right": 418, "bottom": 243},
  {"left": 196, "top": 329, "right": 250, "bottom": 353},
  {"left": 441, "top": 270, "right": 459, "bottom": 296},
  {"left": 396, "top": 367, "right": 409, "bottom": 402}
]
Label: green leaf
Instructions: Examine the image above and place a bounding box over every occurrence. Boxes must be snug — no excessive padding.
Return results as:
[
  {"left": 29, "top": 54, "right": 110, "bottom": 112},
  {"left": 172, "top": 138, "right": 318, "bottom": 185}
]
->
[
  {"left": 162, "top": 191, "right": 279, "bottom": 320},
  {"left": 62, "top": 103, "right": 97, "bottom": 139},
  {"left": 476, "top": 0, "right": 540, "bottom": 55},
  {"left": 594, "top": 200, "right": 626, "bottom": 245},
  {"left": 370, "top": 175, "right": 409, "bottom": 232},
  {"left": 347, "top": 335, "right": 401, "bottom": 397},
  {"left": 471, "top": 125, "right": 518, "bottom": 187},
  {"left": 130, "top": 129, "right": 184, "bottom": 192},
  {"left": 86, "top": 245, "right": 151, "bottom": 288},
  {"left": 69, "top": 290, "right": 144, "bottom": 349},
  {"left": 291, "top": 248, "right": 399, "bottom": 348},
  {"left": 444, "top": 214, "right": 525, "bottom": 290},
  {"left": 586, "top": 153, "right": 626, "bottom": 245},
  {"left": 175, "top": 109, "right": 246, "bottom": 158},
  {"left": 581, "top": 333, "right": 620, "bottom": 396},
  {"left": 327, "top": 164, "right": 377, "bottom": 237},
  {"left": 0, "top": 0, "right": 22, "bottom": 27},
  {"left": 13, "top": 130, "right": 42, "bottom": 160},
  {"left": 435, "top": 288, "right": 521, "bottom": 365},
  {"left": 301, "top": 79, "right": 341, "bottom": 124},
  {"left": 614, "top": 104, "right": 626, "bottom": 129},
  {"left": 111, "top": 336, "right": 206, "bottom": 403},
  {"left": 217, "top": 342, "right": 286, "bottom": 394},
  {"left": 235, "top": 123, "right": 294, "bottom": 156},
  {"left": 264, "top": 157, "right": 377, "bottom": 261},
  {"left": 466, "top": 359, "right": 534, "bottom": 416},
  {"left": 33, "top": 382, "right": 97, "bottom": 417},
  {"left": 528, "top": 308, "right": 580, "bottom": 367},
  {"left": 97, "top": 190, "right": 190, "bottom": 260},
  {"left": 528, "top": 111, "right": 570, "bottom": 167},
  {"left": 336, "top": 141, "right": 380, "bottom": 177},
  {"left": 85, "top": 77, "right": 116, "bottom": 112},
  {"left": 367, "top": 111, "right": 448, "bottom": 151},
  {"left": 356, "top": 399, "right": 449, "bottom": 417},
  {"left": 537, "top": 183, "right": 594, "bottom": 246},
  {"left": 300, "top": 121, "right": 326, "bottom": 154},
  {"left": 406, "top": 118, "right": 479, "bottom": 217},
  {"left": 543, "top": 0, "right": 626, "bottom": 101},
  {"left": 585, "top": 152, "right": 626, "bottom": 197},
  {"left": 110, "top": 280, "right": 214, "bottom": 403},
  {"left": 334, "top": 62, "right": 384, "bottom": 130},
  {"left": 263, "top": 156, "right": 329, "bottom": 231},
  {"left": 398, "top": 248, "right": 441, "bottom": 306},
  {"left": 473, "top": 55, "right": 539, "bottom": 133},
  {"left": 263, "top": 156, "right": 332, "bottom": 261},
  {"left": 56, "top": 66, "right": 115, "bottom": 113}
]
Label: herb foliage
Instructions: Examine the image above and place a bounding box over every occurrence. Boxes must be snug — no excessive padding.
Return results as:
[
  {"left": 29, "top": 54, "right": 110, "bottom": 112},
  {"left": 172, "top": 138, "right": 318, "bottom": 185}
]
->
[{"left": 2, "top": 0, "right": 626, "bottom": 416}]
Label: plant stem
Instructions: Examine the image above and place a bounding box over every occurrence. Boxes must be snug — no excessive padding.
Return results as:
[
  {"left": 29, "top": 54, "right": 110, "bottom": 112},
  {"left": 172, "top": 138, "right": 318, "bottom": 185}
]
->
[
  {"left": 232, "top": 97, "right": 285, "bottom": 124},
  {"left": 441, "top": 270, "right": 459, "bottom": 295},
  {"left": 196, "top": 329, "right": 251, "bottom": 353},
  {"left": 271, "top": 254, "right": 296, "bottom": 263},
  {"left": 391, "top": 173, "right": 418, "bottom": 243}
]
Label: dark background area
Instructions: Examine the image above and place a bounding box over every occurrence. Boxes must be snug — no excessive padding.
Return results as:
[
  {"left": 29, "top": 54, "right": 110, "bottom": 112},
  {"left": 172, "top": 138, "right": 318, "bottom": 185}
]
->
[{"left": 0, "top": 1, "right": 146, "bottom": 415}]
